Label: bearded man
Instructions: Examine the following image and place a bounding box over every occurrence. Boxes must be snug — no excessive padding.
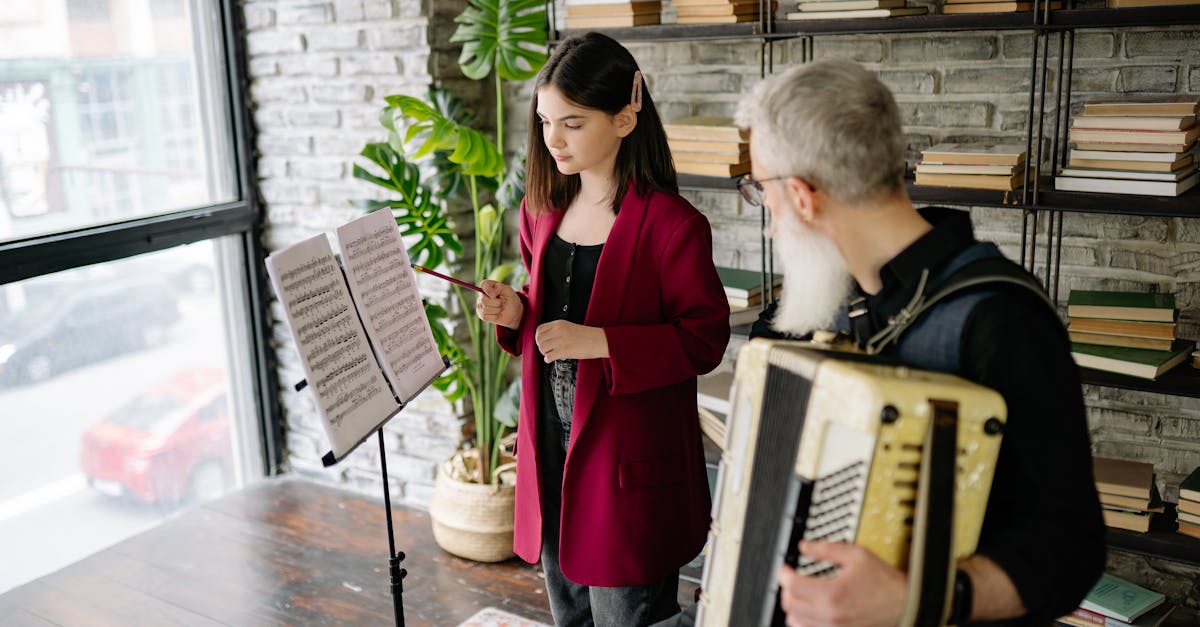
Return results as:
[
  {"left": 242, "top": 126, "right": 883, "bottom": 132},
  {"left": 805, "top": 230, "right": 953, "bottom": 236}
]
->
[{"left": 729, "top": 59, "right": 1105, "bottom": 627}]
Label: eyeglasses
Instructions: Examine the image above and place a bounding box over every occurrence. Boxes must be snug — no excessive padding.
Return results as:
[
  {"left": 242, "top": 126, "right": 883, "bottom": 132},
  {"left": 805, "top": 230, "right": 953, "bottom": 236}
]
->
[{"left": 737, "top": 174, "right": 816, "bottom": 207}]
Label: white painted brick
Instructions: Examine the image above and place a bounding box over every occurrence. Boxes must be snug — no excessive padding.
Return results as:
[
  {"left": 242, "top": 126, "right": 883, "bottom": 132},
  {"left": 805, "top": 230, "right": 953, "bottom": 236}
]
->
[
  {"left": 247, "top": 31, "right": 305, "bottom": 56},
  {"left": 307, "top": 26, "right": 364, "bottom": 51},
  {"left": 279, "top": 56, "right": 338, "bottom": 77},
  {"left": 277, "top": 3, "right": 332, "bottom": 26}
]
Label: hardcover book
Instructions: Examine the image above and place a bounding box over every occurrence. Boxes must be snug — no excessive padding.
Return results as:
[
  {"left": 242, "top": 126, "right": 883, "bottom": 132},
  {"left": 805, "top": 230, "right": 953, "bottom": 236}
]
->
[
  {"left": 1066, "top": 291, "right": 1176, "bottom": 322},
  {"left": 1082, "top": 95, "right": 1200, "bottom": 118},
  {"left": 1071, "top": 339, "right": 1193, "bottom": 380},
  {"left": 1067, "top": 317, "right": 1176, "bottom": 340},
  {"left": 1072, "top": 114, "right": 1197, "bottom": 131},
  {"left": 715, "top": 265, "right": 783, "bottom": 299},
  {"left": 785, "top": 6, "right": 928, "bottom": 18},
  {"left": 1093, "top": 457, "right": 1155, "bottom": 500},
  {"left": 664, "top": 116, "right": 748, "bottom": 143},
  {"left": 1053, "top": 171, "right": 1199, "bottom": 197},
  {"left": 1179, "top": 465, "right": 1200, "bottom": 502},
  {"left": 1079, "top": 572, "right": 1165, "bottom": 624},
  {"left": 920, "top": 142, "right": 1026, "bottom": 165}
]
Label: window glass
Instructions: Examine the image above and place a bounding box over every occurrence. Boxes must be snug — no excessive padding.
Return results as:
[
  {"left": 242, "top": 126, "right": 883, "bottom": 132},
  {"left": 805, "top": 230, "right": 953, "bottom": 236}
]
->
[
  {"left": 0, "top": 0, "right": 235, "bottom": 242},
  {"left": 0, "top": 238, "right": 262, "bottom": 593}
]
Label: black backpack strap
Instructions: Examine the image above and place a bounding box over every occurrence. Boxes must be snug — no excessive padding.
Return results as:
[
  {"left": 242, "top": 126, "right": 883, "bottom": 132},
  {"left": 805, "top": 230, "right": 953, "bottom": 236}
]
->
[{"left": 863, "top": 258, "right": 1055, "bottom": 356}]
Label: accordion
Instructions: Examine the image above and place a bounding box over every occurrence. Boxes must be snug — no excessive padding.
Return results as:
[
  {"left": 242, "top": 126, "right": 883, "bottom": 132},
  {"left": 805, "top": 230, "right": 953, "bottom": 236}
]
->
[{"left": 696, "top": 339, "right": 1006, "bottom": 627}]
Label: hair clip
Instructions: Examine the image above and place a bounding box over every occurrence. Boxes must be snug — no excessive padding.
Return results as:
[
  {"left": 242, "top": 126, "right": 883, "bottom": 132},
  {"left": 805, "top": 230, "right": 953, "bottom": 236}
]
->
[{"left": 630, "top": 70, "right": 643, "bottom": 113}]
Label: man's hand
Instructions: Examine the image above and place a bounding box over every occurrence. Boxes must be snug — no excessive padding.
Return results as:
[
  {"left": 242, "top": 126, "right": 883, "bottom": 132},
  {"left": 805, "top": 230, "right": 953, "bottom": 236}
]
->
[
  {"left": 476, "top": 279, "right": 523, "bottom": 330},
  {"left": 776, "top": 541, "right": 907, "bottom": 627},
  {"left": 535, "top": 320, "right": 609, "bottom": 362}
]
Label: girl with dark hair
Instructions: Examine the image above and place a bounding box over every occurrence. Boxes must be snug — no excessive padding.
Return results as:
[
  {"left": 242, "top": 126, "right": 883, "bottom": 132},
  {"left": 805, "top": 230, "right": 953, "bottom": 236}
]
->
[{"left": 475, "top": 32, "right": 730, "bottom": 627}]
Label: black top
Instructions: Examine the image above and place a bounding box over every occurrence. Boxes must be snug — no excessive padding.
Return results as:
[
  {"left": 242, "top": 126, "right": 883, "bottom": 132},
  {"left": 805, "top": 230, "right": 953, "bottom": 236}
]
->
[
  {"left": 539, "top": 233, "right": 604, "bottom": 459},
  {"left": 753, "top": 207, "right": 1105, "bottom": 627}
]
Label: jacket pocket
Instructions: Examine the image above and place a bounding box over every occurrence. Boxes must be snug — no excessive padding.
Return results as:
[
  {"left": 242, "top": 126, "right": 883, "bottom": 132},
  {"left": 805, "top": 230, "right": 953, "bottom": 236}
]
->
[{"left": 619, "top": 455, "right": 686, "bottom": 490}]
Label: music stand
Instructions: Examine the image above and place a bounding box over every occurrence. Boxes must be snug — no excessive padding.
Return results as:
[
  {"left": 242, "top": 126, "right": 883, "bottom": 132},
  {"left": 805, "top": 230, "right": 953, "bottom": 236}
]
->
[{"left": 295, "top": 356, "right": 450, "bottom": 627}]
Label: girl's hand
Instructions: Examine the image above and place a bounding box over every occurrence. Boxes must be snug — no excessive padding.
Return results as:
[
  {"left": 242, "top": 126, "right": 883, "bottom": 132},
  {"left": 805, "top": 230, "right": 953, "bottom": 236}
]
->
[
  {"left": 535, "top": 320, "right": 610, "bottom": 363},
  {"left": 476, "top": 279, "right": 523, "bottom": 330}
]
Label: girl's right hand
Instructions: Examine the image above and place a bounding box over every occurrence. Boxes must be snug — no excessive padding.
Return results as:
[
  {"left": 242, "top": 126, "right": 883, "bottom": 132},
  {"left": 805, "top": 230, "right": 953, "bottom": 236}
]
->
[{"left": 476, "top": 279, "right": 523, "bottom": 330}]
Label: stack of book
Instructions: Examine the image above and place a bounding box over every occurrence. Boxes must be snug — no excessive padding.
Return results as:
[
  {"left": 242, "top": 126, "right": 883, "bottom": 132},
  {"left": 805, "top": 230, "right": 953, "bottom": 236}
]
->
[
  {"left": 942, "top": 0, "right": 1061, "bottom": 14},
  {"left": 913, "top": 143, "right": 1029, "bottom": 190},
  {"left": 563, "top": 0, "right": 661, "bottom": 28},
  {"left": 1093, "top": 456, "right": 1162, "bottom": 533},
  {"left": 1176, "top": 466, "right": 1200, "bottom": 539},
  {"left": 1067, "top": 289, "right": 1193, "bottom": 380},
  {"left": 1057, "top": 572, "right": 1173, "bottom": 627},
  {"left": 1054, "top": 96, "right": 1200, "bottom": 197},
  {"left": 673, "top": 0, "right": 774, "bottom": 24},
  {"left": 783, "top": 0, "right": 927, "bottom": 20},
  {"left": 717, "top": 265, "right": 782, "bottom": 326},
  {"left": 697, "top": 369, "right": 734, "bottom": 447},
  {"left": 664, "top": 117, "right": 750, "bottom": 178}
]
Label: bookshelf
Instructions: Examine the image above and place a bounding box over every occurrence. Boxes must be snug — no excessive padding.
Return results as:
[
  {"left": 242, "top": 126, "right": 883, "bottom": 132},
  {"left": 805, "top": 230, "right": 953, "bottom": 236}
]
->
[{"left": 545, "top": 0, "right": 1200, "bottom": 570}]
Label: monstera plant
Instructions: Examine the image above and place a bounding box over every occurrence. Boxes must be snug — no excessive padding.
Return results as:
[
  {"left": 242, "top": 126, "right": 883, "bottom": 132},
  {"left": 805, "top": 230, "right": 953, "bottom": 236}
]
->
[{"left": 352, "top": 0, "right": 547, "bottom": 491}]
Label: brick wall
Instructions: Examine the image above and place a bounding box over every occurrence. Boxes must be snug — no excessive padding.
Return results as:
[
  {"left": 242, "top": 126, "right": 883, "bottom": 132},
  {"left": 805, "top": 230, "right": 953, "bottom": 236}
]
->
[
  {"left": 511, "top": 11, "right": 1200, "bottom": 616},
  {"left": 245, "top": 0, "right": 479, "bottom": 507}
]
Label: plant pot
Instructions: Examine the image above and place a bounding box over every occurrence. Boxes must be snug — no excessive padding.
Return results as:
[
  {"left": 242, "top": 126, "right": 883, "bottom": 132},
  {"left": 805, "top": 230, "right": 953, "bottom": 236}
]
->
[{"left": 429, "top": 449, "right": 517, "bottom": 562}]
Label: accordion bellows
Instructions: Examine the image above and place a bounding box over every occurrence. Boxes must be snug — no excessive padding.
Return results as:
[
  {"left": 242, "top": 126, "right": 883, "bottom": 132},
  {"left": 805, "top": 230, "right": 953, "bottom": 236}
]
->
[{"left": 698, "top": 340, "right": 1006, "bottom": 627}]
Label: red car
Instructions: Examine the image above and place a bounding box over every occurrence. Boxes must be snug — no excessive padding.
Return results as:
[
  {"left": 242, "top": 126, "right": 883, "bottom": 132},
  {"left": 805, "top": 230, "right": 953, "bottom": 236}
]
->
[{"left": 80, "top": 369, "right": 233, "bottom": 506}]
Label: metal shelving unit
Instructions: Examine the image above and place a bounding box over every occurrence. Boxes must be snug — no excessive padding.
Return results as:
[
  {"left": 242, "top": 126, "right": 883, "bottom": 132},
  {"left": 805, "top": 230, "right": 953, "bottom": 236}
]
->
[{"left": 546, "top": 1, "right": 1200, "bottom": 565}]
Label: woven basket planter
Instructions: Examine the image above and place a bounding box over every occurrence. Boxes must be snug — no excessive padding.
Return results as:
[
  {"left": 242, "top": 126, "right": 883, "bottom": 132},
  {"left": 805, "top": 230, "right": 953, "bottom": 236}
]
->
[{"left": 429, "top": 449, "right": 517, "bottom": 563}]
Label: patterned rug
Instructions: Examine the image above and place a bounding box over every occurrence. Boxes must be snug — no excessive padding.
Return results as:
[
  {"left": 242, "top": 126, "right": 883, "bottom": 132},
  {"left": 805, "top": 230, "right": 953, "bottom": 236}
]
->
[{"left": 456, "top": 606, "right": 552, "bottom": 627}]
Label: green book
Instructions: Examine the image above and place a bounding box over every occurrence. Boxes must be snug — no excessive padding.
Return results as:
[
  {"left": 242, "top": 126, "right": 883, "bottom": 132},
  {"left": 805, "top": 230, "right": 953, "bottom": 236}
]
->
[
  {"left": 1179, "top": 466, "right": 1200, "bottom": 503},
  {"left": 715, "top": 266, "right": 782, "bottom": 299},
  {"left": 1067, "top": 290, "right": 1176, "bottom": 322},
  {"left": 1079, "top": 572, "right": 1165, "bottom": 623},
  {"left": 1071, "top": 339, "right": 1194, "bottom": 380}
]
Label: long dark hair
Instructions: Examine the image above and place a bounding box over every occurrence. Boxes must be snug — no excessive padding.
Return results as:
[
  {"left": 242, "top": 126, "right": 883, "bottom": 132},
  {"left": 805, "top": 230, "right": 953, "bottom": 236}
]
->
[{"left": 525, "top": 32, "right": 677, "bottom": 215}]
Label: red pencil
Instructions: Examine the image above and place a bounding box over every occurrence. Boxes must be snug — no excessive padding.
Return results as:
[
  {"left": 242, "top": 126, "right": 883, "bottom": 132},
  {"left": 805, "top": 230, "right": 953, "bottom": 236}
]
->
[{"left": 411, "top": 263, "right": 485, "bottom": 294}]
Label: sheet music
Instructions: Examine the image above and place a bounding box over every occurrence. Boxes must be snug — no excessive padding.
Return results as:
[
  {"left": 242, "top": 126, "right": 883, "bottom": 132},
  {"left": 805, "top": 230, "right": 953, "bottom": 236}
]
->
[
  {"left": 265, "top": 234, "right": 400, "bottom": 459},
  {"left": 335, "top": 210, "right": 445, "bottom": 402}
]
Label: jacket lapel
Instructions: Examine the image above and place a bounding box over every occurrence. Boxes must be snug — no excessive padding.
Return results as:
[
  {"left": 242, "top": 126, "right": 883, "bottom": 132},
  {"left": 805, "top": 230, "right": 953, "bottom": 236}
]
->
[
  {"left": 568, "top": 184, "right": 650, "bottom": 456},
  {"left": 527, "top": 208, "right": 565, "bottom": 327}
]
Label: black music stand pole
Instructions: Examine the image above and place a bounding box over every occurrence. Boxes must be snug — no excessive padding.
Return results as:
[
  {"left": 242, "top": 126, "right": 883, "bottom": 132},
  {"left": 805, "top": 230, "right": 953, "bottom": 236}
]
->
[{"left": 378, "top": 430, "right": 406, "bottom": 627}]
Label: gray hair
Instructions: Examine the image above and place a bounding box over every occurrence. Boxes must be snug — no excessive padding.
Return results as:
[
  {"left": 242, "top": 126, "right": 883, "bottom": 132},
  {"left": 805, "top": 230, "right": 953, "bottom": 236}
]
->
[{"left": 734, "top": 59, "right": 905, "bottom": 206}]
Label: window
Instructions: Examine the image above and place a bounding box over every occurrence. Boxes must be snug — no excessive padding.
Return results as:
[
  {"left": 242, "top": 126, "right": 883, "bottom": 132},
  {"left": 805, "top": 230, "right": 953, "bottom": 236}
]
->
[{"left": 0, "top": 1, "right": 277, "bottom": 595}]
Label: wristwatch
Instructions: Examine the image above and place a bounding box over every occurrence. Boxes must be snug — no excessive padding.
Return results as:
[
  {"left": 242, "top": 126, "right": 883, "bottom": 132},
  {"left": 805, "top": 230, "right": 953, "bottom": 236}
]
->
[{"left": 949, "top": 568, "right": 973, "bottom": 626}]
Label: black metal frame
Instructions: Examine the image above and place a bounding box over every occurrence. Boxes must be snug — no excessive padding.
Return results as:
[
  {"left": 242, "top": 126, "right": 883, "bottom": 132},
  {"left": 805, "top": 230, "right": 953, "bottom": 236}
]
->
[
  {"left": 0, "top": 0, "right": 284, "bottom": 475},
  {"left": 546, "top": 0, "right": 1200, "bottom": 565}
]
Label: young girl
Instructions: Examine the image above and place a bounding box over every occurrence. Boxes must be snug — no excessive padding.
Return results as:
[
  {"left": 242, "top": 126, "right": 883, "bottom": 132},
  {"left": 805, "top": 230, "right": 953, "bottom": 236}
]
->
[{"left": 475, "top": 32, "right": 730, "bottom": 627}]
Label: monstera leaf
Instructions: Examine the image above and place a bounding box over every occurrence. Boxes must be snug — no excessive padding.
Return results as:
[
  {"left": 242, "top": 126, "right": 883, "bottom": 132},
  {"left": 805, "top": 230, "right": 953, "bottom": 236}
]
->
[
  {"left": 424, "top": 302, "right": 469, "bottom": 403},
  {"left": 451, "top": 0, "right": 548, "bottom": 82},
  {"left": 351, "top": 143, "right": 463, "bottom": 269},
  {"left": 384, "top": 95, "right": 504, "bottom": 178}
]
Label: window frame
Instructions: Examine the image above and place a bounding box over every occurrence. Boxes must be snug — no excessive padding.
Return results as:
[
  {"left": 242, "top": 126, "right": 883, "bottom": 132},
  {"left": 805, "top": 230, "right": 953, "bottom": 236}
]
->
[{"left": 0, "top": 0, "right": 283, "bottom": 475}]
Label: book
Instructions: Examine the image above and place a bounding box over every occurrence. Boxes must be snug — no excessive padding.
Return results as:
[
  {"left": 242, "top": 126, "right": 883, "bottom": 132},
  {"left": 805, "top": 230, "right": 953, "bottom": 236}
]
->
[
  {"left": 1067, "top": 317, "right": 1175, "bottom": 340},
  {"left": 1178, "top": 509, "right": 1200, "bottom": 525},
  {"left": 729, "top": 303, "right": 763, "bottom": 326},
  {"left": 1179, "top": 465, "right": 1200, "bottom": 502},
  {"left": 716, "top": 265, "right": 783, "bottom": 299},
  {"left": 670, "top": 149, "right": 749, "bottom": 165},
  {"left": 1065, "top": 601, "right": 1176, "bottom": 627},
  {"left": 1079, "top": 572, "right": 1165, "bottom": 623},
  {"left": 785, "top": 6, "right": 928, "bottom": 18},
  {"left": 1102, "top": 507, "right": 1152, "bottom": 532},
  {"left": 1068, "top": 330, "right": 1174, "bottom": 352},
  {"left": 698, "top": 369, "right": 734, "bottom": 415},
  {"left": 1179, "top": 498, "right": 1200, "bottom": 516},
  {"left": 677, "top": 1, "right": 768, "bottom": 16},
  {"left": 1053, "top": 171, "right": 1199, "bottom": 197},
  {"left": 664, "top": 116, "right": 748, "bottom": 143},
  {"left": 1099, "top": 481, "right": 1164, "bottom": 511},
  {"left": 943, "top": 2, "right": 1061, "bottom": 12},
  {"left": 669, "top": 139, "right": 749, "bottom": 153},
  {"left": 796, "top": 0, "right": 907, "bottom": 10},
  {"left": 914, "top": 170, "right": 1027, "bottom": 190},
  {"left": 565, "top": 13, "right": 661, "bottom": 26},
  {"left": 728, "top": 284, "right": 782, "bottom": 308},
  {"left": 675, "top": 160, "right": 752, "bottom": 177},
  {"left": 1110, "top": 0, "right": 1200, "bottom": 6},
  {"left": 914, "top": 163, "right": 1017, "bottom": 175},
  {"left": 1067, "top": 155, "right": 1194, "bottom": 173},
  {"left": 1093, "top": 457, "right": 1155, "bottom": 499},
  {"left": 565, "top": 1, "right": 661, "bottom": 17},
  {"left": 1069, "top": 125, "right": 1199, "bottom": 146},
  {"left": 1058, "top": 167, "right": 1193, "bottom": 182},
  {"left": 1082, "top": 96, "right": 1200, "bottom": 118},
  {"left": 1072, "top": 340, "right": 1193, "bottom": 380},
  {"left": 676, "top": 13, "right": 764, "bottom": 23},
  {"left": 1073, "top": 115, "right": 1197, "bottom": 131},
  {"left": 1072, "top": 141, "right": 1190, "bottom": 153},
  {"left": 265, "top": 209, "right": 446, "bottom": 461},
  {"left": 920, "top": 142, "right": 1026, "bottom": 165},
  {"left": 1066, "top": 291, "right": 1176, "bottom": 322},
  {"left": 1069, "top": 148, "right": 1191, "bottom": 163}
]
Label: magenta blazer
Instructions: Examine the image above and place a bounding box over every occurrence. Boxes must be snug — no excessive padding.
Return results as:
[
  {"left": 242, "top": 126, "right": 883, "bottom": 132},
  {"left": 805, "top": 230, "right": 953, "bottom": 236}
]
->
[{"left": 496, "top": 183, "right": 730, "bottom": 587}]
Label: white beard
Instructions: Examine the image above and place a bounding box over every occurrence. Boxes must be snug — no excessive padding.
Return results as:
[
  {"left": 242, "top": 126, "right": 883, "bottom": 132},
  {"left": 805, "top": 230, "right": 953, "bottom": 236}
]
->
[{"left": 770, "top": 210, "right": 855, "bottom": 337}]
